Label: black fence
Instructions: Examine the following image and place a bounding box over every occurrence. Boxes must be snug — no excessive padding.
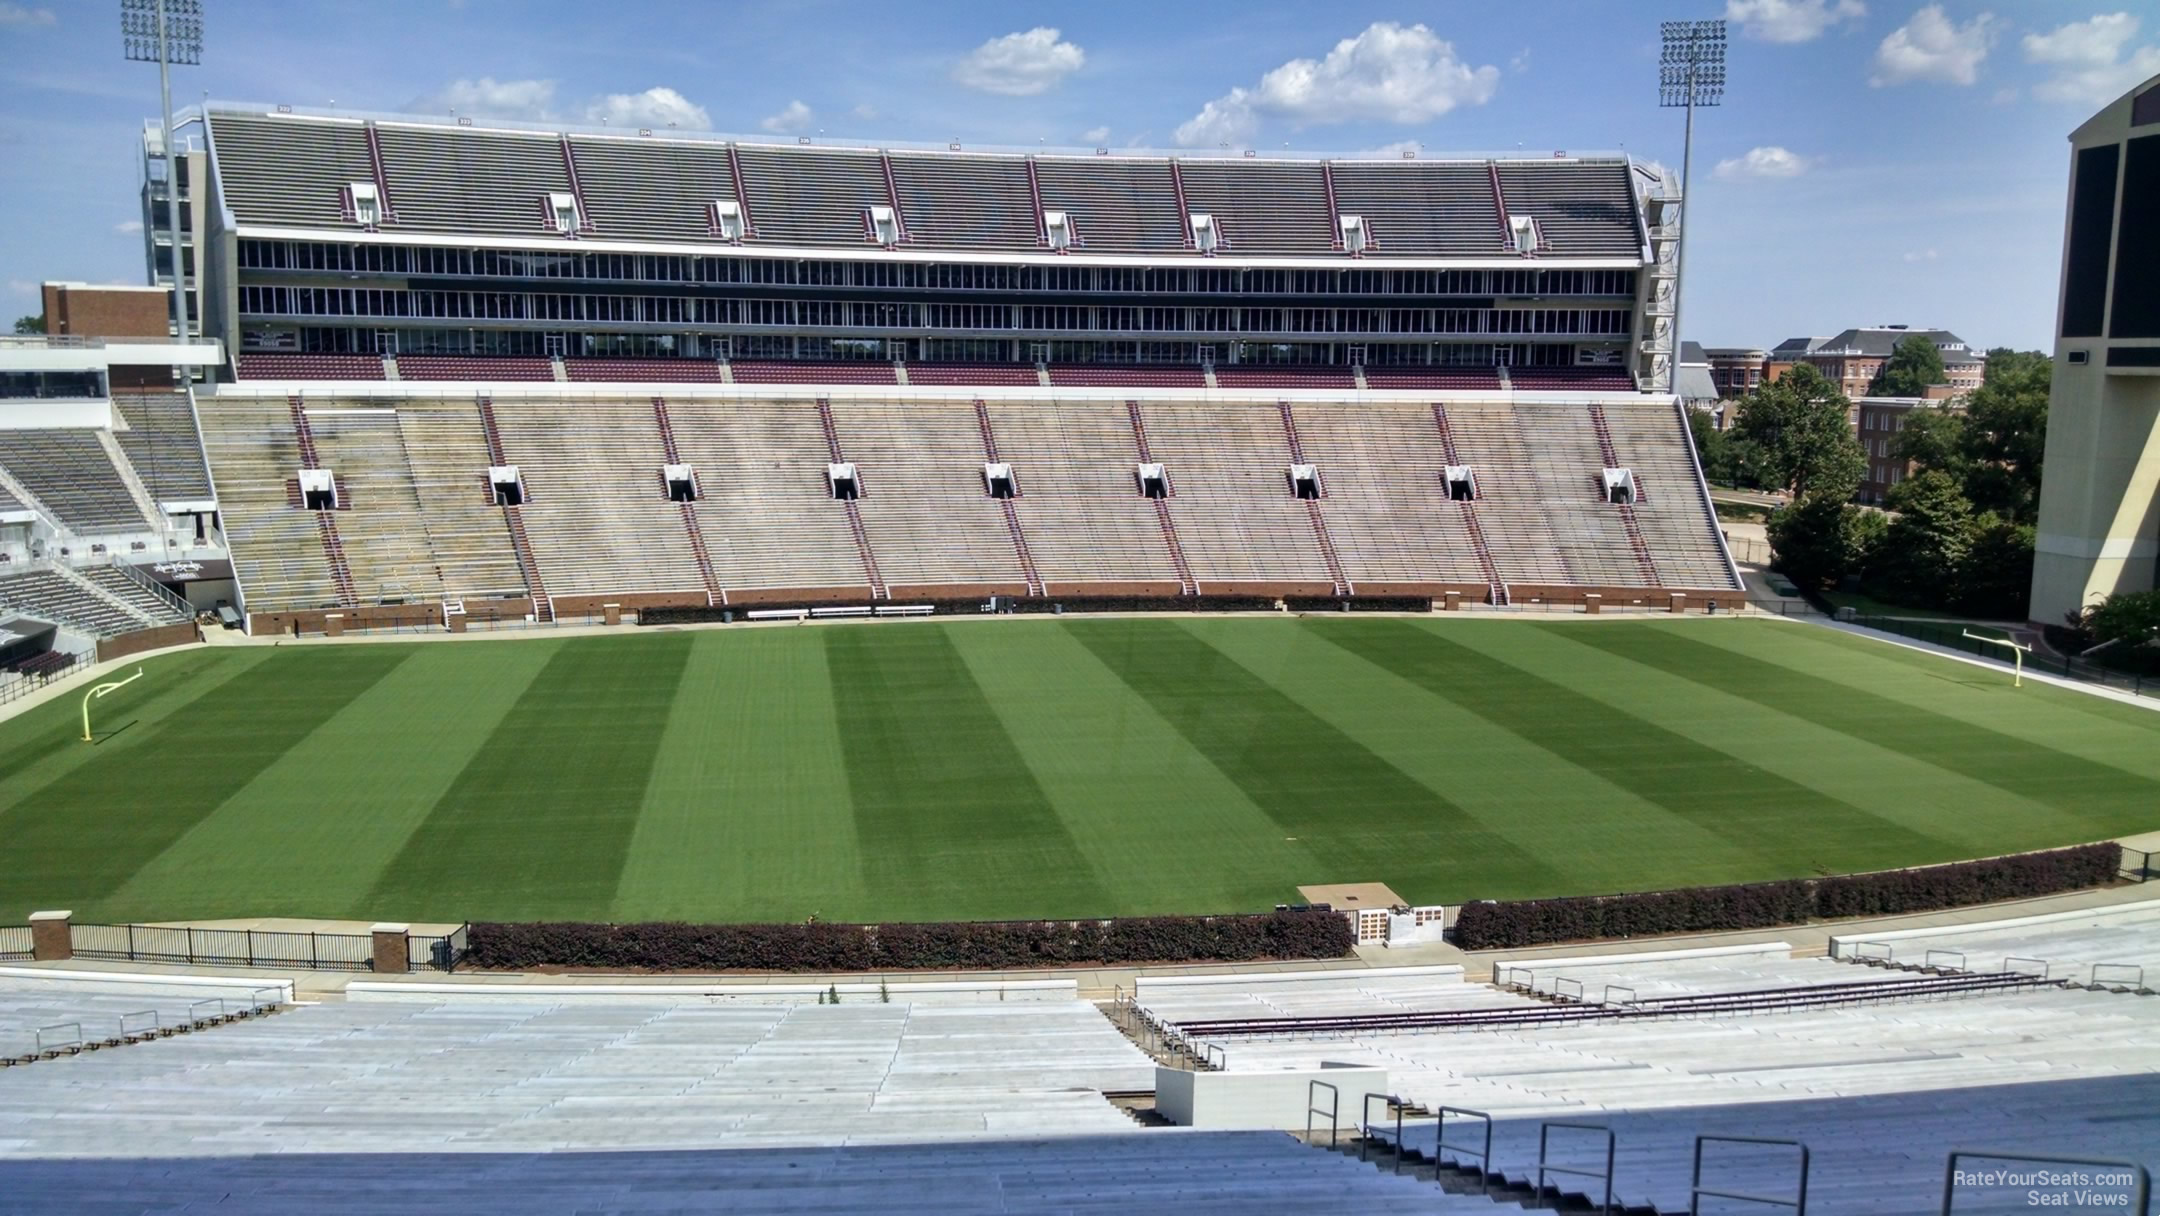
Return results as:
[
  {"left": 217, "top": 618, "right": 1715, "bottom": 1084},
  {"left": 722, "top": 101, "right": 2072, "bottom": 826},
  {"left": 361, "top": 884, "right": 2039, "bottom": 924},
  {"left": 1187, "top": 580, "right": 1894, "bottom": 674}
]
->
[
  {"left": 0, "top": 924, "right": 31, "bottom": 962},
  {"left": 1849, "top": 615, "right": 2154, "bottom": 700},
  {"left": 65, "top": 923, "right": 468, "bottom": 973}
]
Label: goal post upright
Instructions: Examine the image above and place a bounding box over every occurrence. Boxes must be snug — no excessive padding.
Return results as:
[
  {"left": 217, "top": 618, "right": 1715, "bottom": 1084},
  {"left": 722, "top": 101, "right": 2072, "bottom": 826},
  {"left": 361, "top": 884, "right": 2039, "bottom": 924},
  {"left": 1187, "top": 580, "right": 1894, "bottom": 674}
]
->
[
  {"left": 81, "top": 667, "right": 147, "bottom": 742},
  {"left": 1962, "top": 630, "right": 2033, "bottom": 688}
]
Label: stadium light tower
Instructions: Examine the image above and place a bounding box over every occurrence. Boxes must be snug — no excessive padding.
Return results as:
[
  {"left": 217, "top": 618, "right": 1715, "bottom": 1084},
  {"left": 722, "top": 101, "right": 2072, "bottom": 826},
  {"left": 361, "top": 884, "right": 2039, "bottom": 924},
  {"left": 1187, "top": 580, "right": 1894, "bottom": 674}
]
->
[
  {"left": 1659, "top": 19, "right": 1724, "bottom": 394},
  {"left": 121, "top": 0, "right": 203, "bottom": 351}
]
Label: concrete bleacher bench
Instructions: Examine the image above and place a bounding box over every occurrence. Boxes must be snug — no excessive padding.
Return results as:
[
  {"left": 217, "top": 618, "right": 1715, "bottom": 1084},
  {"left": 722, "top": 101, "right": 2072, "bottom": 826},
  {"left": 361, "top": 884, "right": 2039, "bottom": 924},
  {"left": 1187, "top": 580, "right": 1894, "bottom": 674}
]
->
[
  {"left": 564, "top": 358, "right": 728, "bottom": 383},
  {"left": 730, "top": 360, "right": 898, "bottom": 385},
  {"left": 395, "top": 356, "right": 555, "bottom": 382},
  {"left": 1046, "top": 364, "right": 1207, "bottom": 388},
  {"left": 235, "top": 352, "right": 386, "bottom": 381}
]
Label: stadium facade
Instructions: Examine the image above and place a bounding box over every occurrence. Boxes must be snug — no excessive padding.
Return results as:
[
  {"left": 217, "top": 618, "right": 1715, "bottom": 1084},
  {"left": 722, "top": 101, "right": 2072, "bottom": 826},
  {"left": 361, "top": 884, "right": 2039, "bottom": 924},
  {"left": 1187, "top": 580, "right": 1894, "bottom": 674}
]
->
[{"left": 2031, "top": 71, "right": 2160, "bottom": 624}]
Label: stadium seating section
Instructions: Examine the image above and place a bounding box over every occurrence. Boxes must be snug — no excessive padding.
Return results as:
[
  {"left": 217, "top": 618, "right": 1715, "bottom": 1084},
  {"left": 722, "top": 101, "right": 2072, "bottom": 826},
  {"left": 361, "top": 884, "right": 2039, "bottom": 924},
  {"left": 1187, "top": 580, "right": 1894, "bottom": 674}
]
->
[
  {"left": 195, "top": 395, "right": 1738, "bottom": 614},
  {"left": 0, "top": 566, "right": 189, "bottom": 637}
]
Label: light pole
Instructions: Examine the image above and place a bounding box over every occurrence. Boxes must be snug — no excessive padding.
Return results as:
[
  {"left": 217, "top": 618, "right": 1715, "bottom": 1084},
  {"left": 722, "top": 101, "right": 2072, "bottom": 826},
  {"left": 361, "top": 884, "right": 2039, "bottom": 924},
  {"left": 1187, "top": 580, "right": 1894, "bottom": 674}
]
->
[
  {"left": 1659, "top": 19, "right": 1725, "bottom": 394},
  {"left": 122, "top": 0, "right": 203, "bottom": 352}
]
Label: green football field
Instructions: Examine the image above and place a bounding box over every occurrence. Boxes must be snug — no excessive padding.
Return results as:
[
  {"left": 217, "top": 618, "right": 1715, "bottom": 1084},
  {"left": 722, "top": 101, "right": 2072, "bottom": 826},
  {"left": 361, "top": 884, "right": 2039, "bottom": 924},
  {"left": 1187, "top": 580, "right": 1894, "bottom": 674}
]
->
[{"left": 2, "top": 615, "right": 2155, "bottom": 927}]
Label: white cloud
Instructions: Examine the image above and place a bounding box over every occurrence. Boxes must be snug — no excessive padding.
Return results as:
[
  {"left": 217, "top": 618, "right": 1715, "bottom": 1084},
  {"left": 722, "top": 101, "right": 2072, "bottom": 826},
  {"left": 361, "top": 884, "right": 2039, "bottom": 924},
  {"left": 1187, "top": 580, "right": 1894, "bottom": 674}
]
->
[
  {"left": 1174, "top": 22, "right": 1499, "bottom": 147},
  {"left": 5, "top": 279, "right": 36, "bottom": 297},
  {"left": 760, "top": 100, "right": 813, "bottom": 134},
  {"left": 115, "top": 219, "right": 143, "bottom": 234},
  {"left": 2023, "top": 13, "right": 2160, "bottom": 107},
  {"left": 1080, "top": 125, "right": 1110, "bottom": 143},
  {"left": 1902, "top": 248, "right": 1941, "bottom": 262},
  {"left": 415, "top": 77, "right": 557, "bottom": 121},
  {"left": 1362, "top": 139, "right": 1425, "bottom": 158},
  {"left": 1871, "top": 5, "right": 1997, "bottom": 86},
  {"left": 1714, "top": 145, "right": 1814, "bottom": 179},
  {"left": 0, "top": 3, "right": 56, "bottom": 28},
  {"left": 1726, "top": 0, "right": 1867, "bottom": 43},
  {"left": 1509, "top": 48, "right": 1532, "bottom": 73},
  {"left": 583, "top": 87, "right": 710, "bottom": 130},
  {"left": 851, "top": 103, "right": 879, "bottom": 121},
  {"left": 952, "top": 27, "right": 1086, "bottom": 96}
]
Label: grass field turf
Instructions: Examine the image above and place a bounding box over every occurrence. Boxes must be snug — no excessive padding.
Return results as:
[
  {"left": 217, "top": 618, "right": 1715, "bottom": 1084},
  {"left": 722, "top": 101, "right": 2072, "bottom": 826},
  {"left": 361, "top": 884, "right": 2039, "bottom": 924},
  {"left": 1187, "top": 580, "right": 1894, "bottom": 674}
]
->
[{"left": 1, "top": 615, "right": 2155, "bottom": 926}]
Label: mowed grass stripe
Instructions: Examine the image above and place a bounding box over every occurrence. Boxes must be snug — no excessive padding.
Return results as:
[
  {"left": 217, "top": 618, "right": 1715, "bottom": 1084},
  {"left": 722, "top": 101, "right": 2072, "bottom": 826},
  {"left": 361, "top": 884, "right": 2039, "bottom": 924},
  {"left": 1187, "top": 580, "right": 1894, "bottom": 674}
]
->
[
  {"left": 951, "top": 623, "right": 1322, "bottom": 915},
  {"left": 1551, "top": 622, "right": 2160, "bottom": 836},
  {"left": 101, "top": 641, "right": 560, "bottom": 923},
  {"left": 825, "top": 625, "right": 1113, "bottom": 920},
  {"left": 1065, "top": 619, "right": 1556, "bottom": 884},
  {"left": 612, "top": 630, "right": 869, "bottom": 923},
  {"left": 1201, "top": 620, "right": 1763, "bottom": 901},
  {"left": 1316, "top": 619, "right": 1949, "bottom": 866},
  {"left": 367, "top": 633, "right": 695, "bottom": 921},
  {"left": 0, "top": 646, "right": 410, "bottom": 915}
]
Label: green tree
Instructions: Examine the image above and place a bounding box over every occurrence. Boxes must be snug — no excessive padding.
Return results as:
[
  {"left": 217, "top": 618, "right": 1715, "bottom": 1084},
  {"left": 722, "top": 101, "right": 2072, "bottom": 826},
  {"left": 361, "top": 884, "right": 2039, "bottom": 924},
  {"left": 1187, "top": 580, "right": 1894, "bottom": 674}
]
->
[
  {"left": 1956, "top": 351, "right": 2049, "bottom": 523},
  {"left": 1868, "top": 471, "right": 1974, "bottom": 608},
  {"left": 1953, "top": 516, "right": 2034, "bottom": 619},
  {"left": 1871, "top": 333, "right": 1948, "bottom": 397},
  {"left": 1767, "top": 495, "right": 1882, "bottom": 591},
  {"left": 1887, "top": 405, "right": 1970, "bottom": 486},
  {"left": 1685, "top": 406, "right": 1729, "bottom": 483},
  {"left": 1731, "top": 363, "right": 1865, "bottom": 502},
  {"left": 10, "top": 313, "right": 43, "bottom": 335},
  {"left": 2074, "top": 589, "right": 2160, "bottom": 644}
]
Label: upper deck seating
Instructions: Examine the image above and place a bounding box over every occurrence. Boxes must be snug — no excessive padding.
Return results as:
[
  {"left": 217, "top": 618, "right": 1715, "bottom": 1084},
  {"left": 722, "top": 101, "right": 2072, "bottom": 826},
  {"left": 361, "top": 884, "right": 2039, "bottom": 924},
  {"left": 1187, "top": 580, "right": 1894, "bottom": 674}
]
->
[{"left": 235, "top": 353, "right": 387, "bottom": 381}]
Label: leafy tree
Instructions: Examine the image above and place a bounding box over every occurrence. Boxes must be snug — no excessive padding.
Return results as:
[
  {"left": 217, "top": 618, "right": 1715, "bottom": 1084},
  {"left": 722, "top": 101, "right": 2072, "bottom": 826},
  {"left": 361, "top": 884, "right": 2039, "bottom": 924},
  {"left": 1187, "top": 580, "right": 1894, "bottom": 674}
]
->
[
  {"left": 2077, "top": 589, "right": 2160, "bottom": 646},
  {"left": 1956, "top": 351, "right": 2049, "bottom": 523},
  {"left": 1982, "top": 348, "right": 2050, "bottom": 385},
  {"left": 10, "top": 313, "right": 43, "bottom": 335},
  {"left": 1868, "top": 471, "right": 1974, "bottom": 608},
  {"left": 1686, "top": 406, "right": 1729, "bottom": 482},
  {"left": 1871, "top": 333, "right": 1948, "bottom": 397},
  {"left": 1767, "top": 495, "right": 1882, "bottom": 591},
  {"left": 1953, "top": 517, "right": 2033, "bottom": 619},
  {"left": 1731, "top": 363, "right": 1865, "bottom": 503}
]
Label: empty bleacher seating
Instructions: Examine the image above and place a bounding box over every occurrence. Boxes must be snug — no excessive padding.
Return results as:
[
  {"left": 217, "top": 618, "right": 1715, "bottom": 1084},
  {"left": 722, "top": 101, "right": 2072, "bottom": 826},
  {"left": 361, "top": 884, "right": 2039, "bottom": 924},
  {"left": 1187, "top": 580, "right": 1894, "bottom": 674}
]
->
[
  {"left": 1601, "top": 401, "right": 1737, "bottom": 589},
  {"left": 1440, "top": 403, "right": 1574, "bottom": 587},
  {"left": 1328, "top": 160, "right": 1505, "bottom": 257},
  {"left": 888, "top": 152, "right": 1041, "bottom": 251},
  {"left": 305, "top": 409, "right": 450, "bottom": 605},
  {"left": 489, "top": 400, "right": 705, "bottom": 600},
  {"left": 828, "top": 400, "right": 1026, "bottom": 591},
  {"left": 395, "top": 356, "right": 555, "bottom": 382},
  {"left": 234, "top": 353, "right": 386, "bottom": 381},
  {"left": 1495, "top": 160, "right": 1645, "bottom": 257},
  {"left": 1512, "top": 401, "right": 1650, "bottom": 586},
  {"left": 666, "top": 399, "right": 872, "bottom": 595},
  {"left": 392, "top": 404, "right": 530, "bottom": 601},
  {"left": 729, "top": 361, "right": 898, "bottom": 386},
  {"left": 1033, "top": 157, "right": 1187, "bottom": 253},
  {"left": 984, "top": 401, "right": 1184, "bottom": 591},
  {"left": 1291, "top": 405, "right": 1487, "bottom": 588},
  {"left": 1046, "top": 364, "right": 1205, "bottom": 389},
  {"left": 566, "top": 134, "right": 741, "bottom": 242},
  {"left": 1175, "top": 159, "right": 1336, "bottom": 255},
  {"left": 196, "top": 398, "right": 343, "bottom": 610},
  {"left": 1508, "top": 365, "right": 1637, "bottom": 391},
  {"left": 110, "top": 393, "right": 213, "bottom": 503},
  {"left": 1214, "top": 365, "right": 1355, "bottom": 390},
  {"left": 731, "top": 145, "right": 892, "bottom": 247},
  {"left": 370, "top": 123, "right": 574, "bottom": 238},
  {"left": 1363, "top": 366, "right": 1502, "bottom": 391},
  {"left": 77, "top": 565, "right": 189, "bottom": 625},
  {"left": 563, "top": 358, "right": 727, "bottom": 383},
  {"left": 1140, "top": 403, "right": 1331, "bottom": 588},
  {"left": 200, "top": 111, "right": 378, "bottom": 230},
  {"left": 0, "top": 431, "right": 151, "bottom": 534},
  {"left": 0, "top": 568, "right": 155, "bottom": 636},
  {"left": 905, "top": 363, "right": 1041, "bottom": 387}
]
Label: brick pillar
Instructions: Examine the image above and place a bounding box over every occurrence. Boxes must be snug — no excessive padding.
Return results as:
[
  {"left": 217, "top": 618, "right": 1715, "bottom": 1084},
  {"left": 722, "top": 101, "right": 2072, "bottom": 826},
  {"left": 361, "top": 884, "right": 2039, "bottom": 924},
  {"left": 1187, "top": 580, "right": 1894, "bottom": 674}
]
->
[
  {"left": 1668, "top": 593, "right": 1687, "bottom": 614},
  {"left": 1442, "top": 591, "right": 1461, "bottom": 611},
  {"left": 602, "top": 603, "right": 622, "bottom": 626},
  {"left": 323, "top": 613, "right": 344, "bottom": 638},
  {"left": 370, "top": 923, "right": 410, "bottom": 974},
  {"left": 446, "top": 613, "right": 468, "bottom": 634},
  {"left": 1583, "top": 594, "right": 1601, "bottom": 615},
  {"left": 29, "top": 910, "right": 72, "bottom": 962}
]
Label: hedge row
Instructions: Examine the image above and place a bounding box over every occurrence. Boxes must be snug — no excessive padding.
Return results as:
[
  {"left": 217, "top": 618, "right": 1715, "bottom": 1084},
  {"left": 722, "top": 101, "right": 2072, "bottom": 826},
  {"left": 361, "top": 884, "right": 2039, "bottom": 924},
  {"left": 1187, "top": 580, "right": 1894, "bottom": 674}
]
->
[
  {"left": 1453, "top": 842, "right": 2122, "bottom": 951},
  {"left": 465, "top": 909, "right": 1355, "bottom": 972}
]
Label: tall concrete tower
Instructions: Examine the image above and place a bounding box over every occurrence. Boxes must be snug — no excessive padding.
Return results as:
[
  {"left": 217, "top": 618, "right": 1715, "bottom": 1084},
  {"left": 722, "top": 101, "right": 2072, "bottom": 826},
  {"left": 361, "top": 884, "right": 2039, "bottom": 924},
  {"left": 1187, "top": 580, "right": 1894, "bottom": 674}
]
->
[{"left": 2030, "top": 72, "right": 2160, "bottom": 625}]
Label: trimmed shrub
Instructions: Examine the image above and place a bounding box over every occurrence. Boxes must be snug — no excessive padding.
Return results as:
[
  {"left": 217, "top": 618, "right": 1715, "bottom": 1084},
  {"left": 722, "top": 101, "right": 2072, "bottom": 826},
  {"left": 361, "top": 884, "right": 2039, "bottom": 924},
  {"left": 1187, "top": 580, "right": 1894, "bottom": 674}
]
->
[
  {"left": 465, "top": 909, "right": 1354, "bottom": 973},
  {"left": 1453, "top": 843, "right": 2121, "bottom": 951}
]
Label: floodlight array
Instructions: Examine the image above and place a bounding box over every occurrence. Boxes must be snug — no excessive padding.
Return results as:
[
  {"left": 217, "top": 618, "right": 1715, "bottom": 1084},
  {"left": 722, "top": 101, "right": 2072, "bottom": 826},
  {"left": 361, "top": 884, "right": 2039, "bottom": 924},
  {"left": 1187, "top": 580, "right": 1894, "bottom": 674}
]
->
[{"left": 121, "top": 0, "right": 202, "bottom": 65}]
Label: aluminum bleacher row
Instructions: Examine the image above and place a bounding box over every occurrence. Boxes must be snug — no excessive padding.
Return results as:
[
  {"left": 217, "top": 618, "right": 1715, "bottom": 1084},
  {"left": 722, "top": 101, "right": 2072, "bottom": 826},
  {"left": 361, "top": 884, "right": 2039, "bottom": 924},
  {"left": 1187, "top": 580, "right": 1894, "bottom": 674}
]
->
[
  {"left": 0, "top": 567, "right": 184, "bottom": 637},
  {"left": 195, "top": 395, "right": 1740, "bottom": 616},
  {"left": 0, "top": 429, "right": 153, "bottom": 534},
  {"left": 1139, "top": 946, "right": 2160, "bottom": 1215},
  {"left": 206, "top": 108, "right": 1648, "bottom": 260}
]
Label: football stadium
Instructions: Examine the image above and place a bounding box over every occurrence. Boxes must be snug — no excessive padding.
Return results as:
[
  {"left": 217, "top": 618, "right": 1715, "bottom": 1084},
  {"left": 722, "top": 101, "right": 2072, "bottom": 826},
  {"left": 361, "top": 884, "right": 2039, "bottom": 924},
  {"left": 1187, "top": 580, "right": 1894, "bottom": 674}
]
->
[{"left": 1, "top": 14, "right": 2157, "bottom": 1211}]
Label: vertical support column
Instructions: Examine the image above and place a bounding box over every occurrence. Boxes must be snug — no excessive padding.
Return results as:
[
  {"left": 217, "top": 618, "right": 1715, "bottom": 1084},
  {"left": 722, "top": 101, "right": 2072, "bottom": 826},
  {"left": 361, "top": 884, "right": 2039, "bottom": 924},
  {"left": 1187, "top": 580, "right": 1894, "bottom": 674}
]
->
[
  {"left": 370, "top": 923, "right": 410, "bottom": 974},
  {"left": 1584, "top": 594, "right": 1602, "bottom": 615},
  {"left": 29, "top": 910, "right": 72, "bottom": 962},
  {"left": 1443, "top": 591, "right": 1462, "bottom": 612}
]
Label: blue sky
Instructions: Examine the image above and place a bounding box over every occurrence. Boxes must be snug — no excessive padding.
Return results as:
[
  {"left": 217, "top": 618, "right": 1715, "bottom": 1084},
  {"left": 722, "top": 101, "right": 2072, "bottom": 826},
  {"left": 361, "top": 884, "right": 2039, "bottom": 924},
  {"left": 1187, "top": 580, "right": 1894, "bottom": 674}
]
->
[{"left": 2, "top": 0, "right": 2156, "bottom": 350}]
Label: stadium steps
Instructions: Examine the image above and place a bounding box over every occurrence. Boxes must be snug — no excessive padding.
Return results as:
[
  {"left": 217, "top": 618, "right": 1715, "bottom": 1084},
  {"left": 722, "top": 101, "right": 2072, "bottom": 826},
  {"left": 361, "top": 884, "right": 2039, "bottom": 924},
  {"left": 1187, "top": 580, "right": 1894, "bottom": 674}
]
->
[
  {"left": 828, "top": 399, "right": 1026, "bottom": 593},
  {"left": 983, "top": 400, "right": 1184, "bottom": 592},
  {"left": 1277, "top": 402, "right": 1352, "bottom": 596},
  {"left": 307, "top": 410, "right": 452, "bottom": 606},
  {"left": 651, "top": 398, "right": 722, "bottom": 606},
  {"left": 818, "top": 397, "right": 889, "bottom": 599},
  {"left": 289, "top": 402, "right": 360, "bottom": 607},
  {"left": 1142, "top": 402, "right": 1332, "bottom": 590},
  {"left": 1289, "top": 403, "right": 1487, "bottom": 592},
  {"left": 975, "top": 400, "right": 1043, "bottom": 596},
  {"left": 1126, "top": 401, "right": 1196, "bottom": 595},
  {"left": 390, "top": 404, "right": 530, "bottom": 602},
  {"left": 1588, "top": 403, "right": 1663, "bottom": 586}
]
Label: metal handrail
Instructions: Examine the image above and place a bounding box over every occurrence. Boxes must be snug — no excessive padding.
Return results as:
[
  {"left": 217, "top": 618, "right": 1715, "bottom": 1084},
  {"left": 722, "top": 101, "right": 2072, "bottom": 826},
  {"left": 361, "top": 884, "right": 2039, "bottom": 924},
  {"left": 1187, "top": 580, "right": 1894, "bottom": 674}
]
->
[
  {"left": 1202, "top": 1042, "right": 1227, "bottom": 1071},
  {"left": 1942, "top": 1151, "right": 2149, "bottom": 1216},
  {"left": 1554, "top": 976, "right": 1586, "bottom": 1002},
  {"left": 187, "top": 997, "right": 226, "bottom": 1026},
  {"left": 1924, "top": 949, "right": 1968, "bottom": 972},
  {"left": 1847, "top": 941, "right": 1894, "bottom": 963},
  {"left": 1601, "top": 983, "right": 1637, "bottom": 1006},
  {"left": 1692, "top": 1135, "right": 1809, "bottom": 1214},
  {"left": 250, "top": 986, "right": 285, "bottom": 1014},
  {"left": 35, "top": 1022, "right": 82, "bottom": 1055},
  {"left": 1306, "top": 1079, "right": 1339, "bottom": 1149},
  {"left": 117, "top": 1009, "right": 159, "bottom": 1041},
  {"left": 2002, "top": 956, "right": 2050, "bottom": 978},
  {"left": 1436, "top": 1106, "right": 1495, "bottom": 1193},
  {"left": 2090, "top": 963, "right": 2144, "bottom": 990},
  {"left": 1359, "top": 1093, "right": 1406, "bottom": 1171},
  {"left": 1538, "top": 1122, "right": 1616, "bottom": 1215}
]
